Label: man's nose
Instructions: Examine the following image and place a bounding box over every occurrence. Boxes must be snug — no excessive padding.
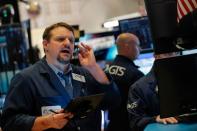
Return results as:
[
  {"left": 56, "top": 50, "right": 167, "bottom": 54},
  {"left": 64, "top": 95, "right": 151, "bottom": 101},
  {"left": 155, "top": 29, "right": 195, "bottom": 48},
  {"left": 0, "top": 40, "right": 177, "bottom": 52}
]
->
[{"left": 63, "top": 38, "right": 71, "bottom": 45}]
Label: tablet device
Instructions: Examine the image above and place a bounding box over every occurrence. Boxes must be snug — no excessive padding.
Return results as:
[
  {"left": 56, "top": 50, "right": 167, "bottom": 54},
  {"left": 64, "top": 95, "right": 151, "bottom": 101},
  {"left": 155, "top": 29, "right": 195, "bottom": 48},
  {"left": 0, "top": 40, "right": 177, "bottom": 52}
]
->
[{"left": 64, "top": 93, "right": 105, "bottom": 119}]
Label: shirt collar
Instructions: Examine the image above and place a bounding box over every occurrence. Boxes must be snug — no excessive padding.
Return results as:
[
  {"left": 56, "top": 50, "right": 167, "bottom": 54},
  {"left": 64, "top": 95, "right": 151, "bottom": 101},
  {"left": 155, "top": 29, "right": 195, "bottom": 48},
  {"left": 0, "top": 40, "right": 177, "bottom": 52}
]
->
[{"left": 47, "top": 63, "right": 72, "bottom": 75}]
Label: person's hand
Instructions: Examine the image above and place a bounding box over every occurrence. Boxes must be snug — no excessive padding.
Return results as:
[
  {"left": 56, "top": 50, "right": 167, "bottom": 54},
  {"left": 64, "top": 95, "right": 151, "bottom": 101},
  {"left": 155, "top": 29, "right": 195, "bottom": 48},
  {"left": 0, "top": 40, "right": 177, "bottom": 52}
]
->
[
  {"left": 77, "top": 42, "right": 109, "bottom": 84},
  {"left": 48, "top": 109, "right": 73, "bottom": 129},
  {"left": 155, "top": 115, "right": 178, "bottom": 124},
  {"left": 32, "top": 109, "right": 73, "bottom": 131},
  {"left": 78, "top": 43, "right": 96, "bottom": 68}
]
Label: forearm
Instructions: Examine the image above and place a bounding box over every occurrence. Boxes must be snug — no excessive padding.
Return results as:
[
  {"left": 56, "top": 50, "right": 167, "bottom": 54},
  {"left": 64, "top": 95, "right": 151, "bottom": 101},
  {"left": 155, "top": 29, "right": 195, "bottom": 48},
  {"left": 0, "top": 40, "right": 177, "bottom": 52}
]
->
[
  {"left": 129, "top": 115, "right": 155, "bottom": 130},
  {"left": 137, "top": 116, "right": 156, "bottom": 128},
  {"left": 85, "top": 63, "right": 110, "bottom": 84},
  {"left": 32, "top": 112, "right": 72, "bottom": 131}
]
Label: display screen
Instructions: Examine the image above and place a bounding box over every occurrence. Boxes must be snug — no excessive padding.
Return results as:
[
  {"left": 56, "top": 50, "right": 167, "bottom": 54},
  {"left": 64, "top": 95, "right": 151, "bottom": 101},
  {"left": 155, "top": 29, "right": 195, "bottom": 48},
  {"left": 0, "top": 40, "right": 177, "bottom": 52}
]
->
[
  {"left": 119, "top": 16, "right": 153, "bottom": 52},
  {"left": 0, "top": 24, "right": 29, "bottom": 69},
  {"left": 155, "top": 53, "right": 197, "bottom": 118},
  {"left": 0, "top": 24, "right": 29, "bottom": 94},
  {"left": 79, "top": 31, "right": 119, "bottom": 61},
  {"left": 134, "top": 52, "right": 154, "bottom": 75}
]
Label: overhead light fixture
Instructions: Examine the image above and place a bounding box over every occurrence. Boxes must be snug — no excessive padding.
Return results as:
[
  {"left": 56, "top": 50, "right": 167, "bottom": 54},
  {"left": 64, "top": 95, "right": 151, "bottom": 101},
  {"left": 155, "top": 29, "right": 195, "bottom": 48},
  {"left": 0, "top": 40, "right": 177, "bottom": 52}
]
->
[
  {"left": 20, "top": 0, "right": 41, "bottom": 18},
  {"left": 103, "top": 20, "right": 119, "bottom": 29}
]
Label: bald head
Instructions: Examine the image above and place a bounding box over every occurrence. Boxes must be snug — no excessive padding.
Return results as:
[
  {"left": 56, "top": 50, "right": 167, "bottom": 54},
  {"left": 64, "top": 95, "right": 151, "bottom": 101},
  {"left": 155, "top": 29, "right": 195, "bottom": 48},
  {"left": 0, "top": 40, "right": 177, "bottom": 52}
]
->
[{"left": 116, "top": 33, "right": 140, "bottom": 60}]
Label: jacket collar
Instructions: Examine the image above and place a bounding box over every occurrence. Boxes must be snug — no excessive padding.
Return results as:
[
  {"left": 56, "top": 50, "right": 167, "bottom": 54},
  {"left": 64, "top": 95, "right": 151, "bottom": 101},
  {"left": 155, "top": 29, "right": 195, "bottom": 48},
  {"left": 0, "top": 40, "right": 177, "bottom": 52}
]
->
[
  {"left": 38, "top": 58, "right": 83, "bottom": 98},
  {"left": 38, "top": 58, "right": 72, "bottom": 99}
]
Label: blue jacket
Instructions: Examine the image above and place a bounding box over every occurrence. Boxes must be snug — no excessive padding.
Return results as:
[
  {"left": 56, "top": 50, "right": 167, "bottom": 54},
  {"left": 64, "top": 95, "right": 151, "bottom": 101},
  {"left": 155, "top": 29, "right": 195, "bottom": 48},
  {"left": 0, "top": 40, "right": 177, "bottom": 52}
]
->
[
  {"left": 1, "top": 58, "right": 120, "bottom": 131},
  {"left": 127, "top": 69, "right": 159, "bottom": 131}
]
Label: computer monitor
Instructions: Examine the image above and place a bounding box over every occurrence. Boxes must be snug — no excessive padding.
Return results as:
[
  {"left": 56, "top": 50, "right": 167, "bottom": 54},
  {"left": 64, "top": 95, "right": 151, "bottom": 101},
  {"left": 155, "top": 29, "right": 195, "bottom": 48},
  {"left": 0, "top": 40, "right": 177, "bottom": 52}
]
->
[
  {"left": 0, "top": 23, "right": 29, "bottom": 70},
  {"left": 144, "top": 0, "right": 178, "bottom": 54},
  {"left": 119, "top": 16, "right": 153, "bottom": 53},
  {"left": 0, "top": 23, "right": 29, "bottom": 94},
  {"left": 134, "top": 52, "right": 154, "bottom": 75},
  {"left": 79, "top": 31, "right": 119, "bottom": 60},
  {"left": 154, "top": 53, "right": 197, "bottom": 118}
]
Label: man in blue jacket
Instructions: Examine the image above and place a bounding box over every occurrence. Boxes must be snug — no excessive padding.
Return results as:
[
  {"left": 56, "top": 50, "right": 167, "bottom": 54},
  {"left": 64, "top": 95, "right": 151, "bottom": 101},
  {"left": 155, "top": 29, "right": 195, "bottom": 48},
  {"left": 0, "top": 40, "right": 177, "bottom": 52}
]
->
[
  {"left": 1, "top": 22, "right": 120, "bottom": 131},
  {"left": 127, "top": 52, "right": 179, "bottom": 131}
]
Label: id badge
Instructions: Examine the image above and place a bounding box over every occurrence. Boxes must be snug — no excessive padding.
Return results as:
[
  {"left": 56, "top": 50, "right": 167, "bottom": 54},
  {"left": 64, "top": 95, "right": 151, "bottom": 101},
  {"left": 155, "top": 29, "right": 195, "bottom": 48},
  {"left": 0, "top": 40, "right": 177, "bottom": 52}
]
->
[{"left": 41, "top": 105, "right": 61, "bottom": 116}]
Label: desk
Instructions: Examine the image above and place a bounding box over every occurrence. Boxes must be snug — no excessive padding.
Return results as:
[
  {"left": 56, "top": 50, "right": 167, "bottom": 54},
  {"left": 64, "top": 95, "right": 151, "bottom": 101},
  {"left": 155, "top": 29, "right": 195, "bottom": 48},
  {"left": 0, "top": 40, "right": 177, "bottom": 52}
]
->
[{"left": 144, "top": 123, "right": 197, "bottom": 131}]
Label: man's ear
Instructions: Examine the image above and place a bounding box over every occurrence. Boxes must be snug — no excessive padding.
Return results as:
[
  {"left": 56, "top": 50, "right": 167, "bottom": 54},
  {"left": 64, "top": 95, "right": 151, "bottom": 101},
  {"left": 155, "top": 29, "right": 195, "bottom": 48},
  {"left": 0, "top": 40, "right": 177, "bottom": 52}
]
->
[{"left": 43, "top": 40, "right": 48, "bottom": 52}]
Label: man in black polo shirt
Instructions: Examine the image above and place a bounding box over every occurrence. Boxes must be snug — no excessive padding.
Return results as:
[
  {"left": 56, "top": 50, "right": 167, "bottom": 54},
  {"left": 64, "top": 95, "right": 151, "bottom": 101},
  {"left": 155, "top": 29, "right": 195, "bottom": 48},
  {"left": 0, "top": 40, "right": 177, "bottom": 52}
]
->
[{"left": 105, "top": 33, "right": 144, "bottom": 131}]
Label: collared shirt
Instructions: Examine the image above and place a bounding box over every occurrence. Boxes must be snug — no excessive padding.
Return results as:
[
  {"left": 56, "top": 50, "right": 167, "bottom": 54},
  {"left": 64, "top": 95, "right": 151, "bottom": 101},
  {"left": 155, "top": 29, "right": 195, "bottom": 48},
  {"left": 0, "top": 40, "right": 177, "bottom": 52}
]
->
[{"left": 47, "top": 63, "right": 73, "bottom": 98}]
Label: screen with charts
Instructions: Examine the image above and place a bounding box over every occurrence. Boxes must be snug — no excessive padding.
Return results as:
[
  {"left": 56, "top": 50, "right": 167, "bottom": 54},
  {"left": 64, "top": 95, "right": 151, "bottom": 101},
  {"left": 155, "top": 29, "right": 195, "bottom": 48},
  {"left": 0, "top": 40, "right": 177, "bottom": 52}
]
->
[{"left": 119, "top": 16, "right": 153, "bottom": 53}]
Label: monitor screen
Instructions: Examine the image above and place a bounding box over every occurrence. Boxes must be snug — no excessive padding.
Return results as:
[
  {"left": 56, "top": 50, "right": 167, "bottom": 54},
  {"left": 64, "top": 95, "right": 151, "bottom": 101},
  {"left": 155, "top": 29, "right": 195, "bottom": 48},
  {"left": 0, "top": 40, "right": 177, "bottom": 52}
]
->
[
  {"left": 78, "top": 31, "right": 119, "bottom": 61},
  {"left": 0, "top": 23, "right": 29, "bottom": 69},
  {"left": 134, "top": 52, "right": 154, "bottom": 75},
  {"left": 80, "top": 35, "right": 115, "bottom": 51},
  {"left": 0, "top": 24, "right": 29, "bottom": 94},
  {"left": 119, "top": 16, "right": 153, "bottom": 53},
  {"left": 105, "top": 44, "right": 117, "bottom": 61},
  {"left": 154, "top": 53, "right": 197, "bottom": 118}
]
